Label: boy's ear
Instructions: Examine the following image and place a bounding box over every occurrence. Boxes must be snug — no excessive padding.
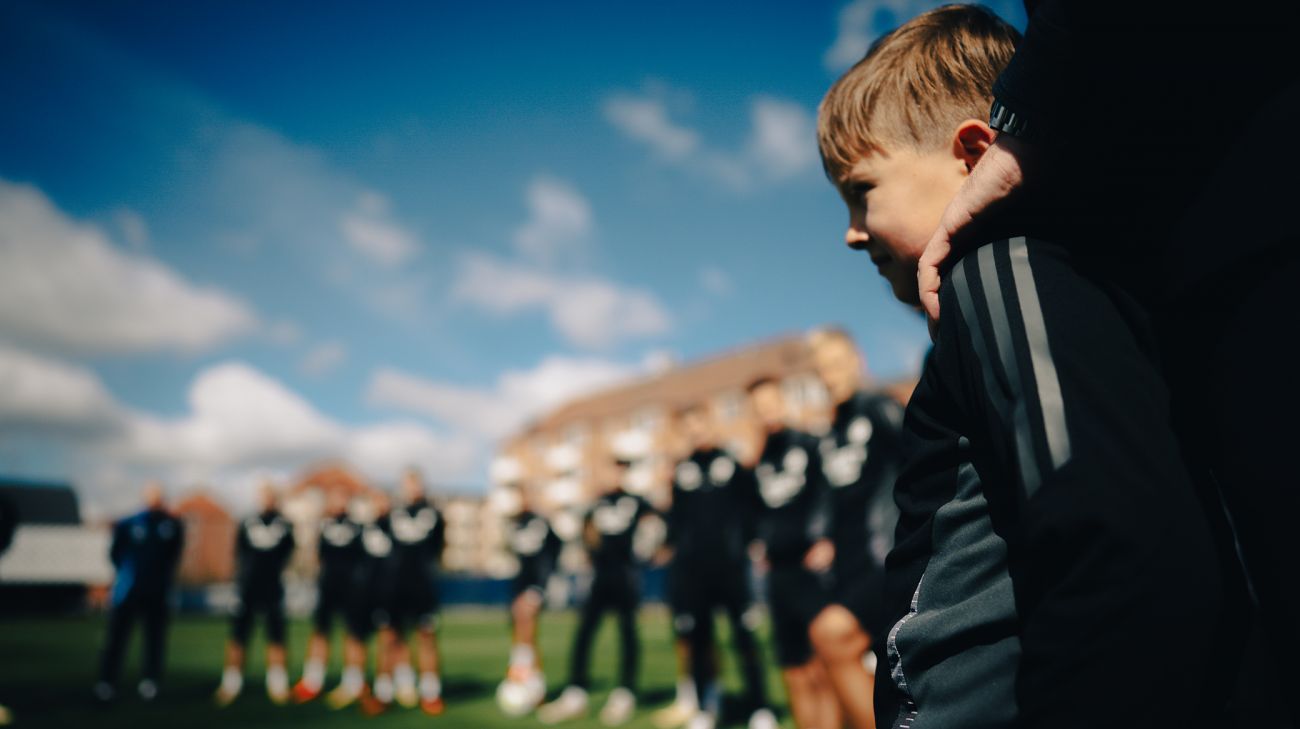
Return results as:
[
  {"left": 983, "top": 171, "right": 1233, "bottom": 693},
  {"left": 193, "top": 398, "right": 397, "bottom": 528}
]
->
[{"left": 952, "top": 119, "right": 996, "bottom": 172}]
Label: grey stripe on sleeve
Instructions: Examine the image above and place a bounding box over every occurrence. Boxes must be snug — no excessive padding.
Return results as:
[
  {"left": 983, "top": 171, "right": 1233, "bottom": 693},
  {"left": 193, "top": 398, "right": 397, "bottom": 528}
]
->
[
  {"left": 977, "top": 244, "right": 1042, "bottom": 496},
  {"left": 1008, "top": 237, "right": 1071, "bottom": 472}
]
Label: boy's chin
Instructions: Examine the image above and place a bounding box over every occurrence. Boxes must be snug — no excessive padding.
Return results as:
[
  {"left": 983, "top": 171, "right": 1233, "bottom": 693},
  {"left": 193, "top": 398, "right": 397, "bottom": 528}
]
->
[{"left": 887, "top": 275, "right": 922, "bottom": 307}]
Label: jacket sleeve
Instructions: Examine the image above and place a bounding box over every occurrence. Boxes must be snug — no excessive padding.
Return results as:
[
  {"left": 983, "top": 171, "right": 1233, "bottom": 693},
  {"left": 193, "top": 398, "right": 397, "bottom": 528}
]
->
[
  {"left": 944, "top": 239, "right": 1222, "bottom": 727},
  {"left": 109, "top": 518, "right": 128, "bottom": 568}
]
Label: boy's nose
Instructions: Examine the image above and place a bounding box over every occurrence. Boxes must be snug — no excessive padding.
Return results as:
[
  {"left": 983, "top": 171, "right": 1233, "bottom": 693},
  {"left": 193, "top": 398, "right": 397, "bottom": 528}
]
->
[{"left": 845, "top": 226, "right": 869, "bottom": 251}]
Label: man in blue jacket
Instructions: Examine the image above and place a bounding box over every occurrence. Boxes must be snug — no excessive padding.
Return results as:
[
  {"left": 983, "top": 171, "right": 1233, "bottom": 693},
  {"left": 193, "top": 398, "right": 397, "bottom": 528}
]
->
[{"left": 94, "top": 482, "right": 184, "bottom": 702}]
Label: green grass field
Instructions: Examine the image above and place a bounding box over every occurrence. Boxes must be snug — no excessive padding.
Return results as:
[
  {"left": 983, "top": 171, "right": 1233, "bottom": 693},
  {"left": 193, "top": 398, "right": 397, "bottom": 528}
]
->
[{"left": 0, "top": 607, "right": 792, "bottom": 729}]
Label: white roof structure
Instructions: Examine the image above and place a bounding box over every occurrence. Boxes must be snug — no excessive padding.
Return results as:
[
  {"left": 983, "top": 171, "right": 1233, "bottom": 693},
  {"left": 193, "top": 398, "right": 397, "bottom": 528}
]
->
[{"left": 0, "top": 524, "right": 113, "bottom": 585}]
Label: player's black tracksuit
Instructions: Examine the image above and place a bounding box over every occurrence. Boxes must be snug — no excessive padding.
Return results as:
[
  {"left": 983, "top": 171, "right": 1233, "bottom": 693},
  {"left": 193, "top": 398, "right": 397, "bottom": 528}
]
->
[
  {"left": 380, "top": 499, "right": 445, "bottom": 634},
  {"left": 820, "top": 391, "right": 905, "bottom": 639},
  {"left": 348, "top": 513, "right": 393, "bottom": 639},
  {"left": 667, "top": 447, "right": 769, "bottom": 713},
  {"left": 509, "top": 510, "right": 562, "bottom": 600},
  {"left": 98, "top": 508, "right": 184, "bottom": 687},
  {"left": 314, "top": 512, "right": 361, "bottom": 634},
  {"left": 568, "top": 489, "right": 654, "bottom": 692},
  {"left": 751, "top": 427, "right": 832, "bottom": 667},
  {"left": 232, "top": 509, "right": 294, "bottom": 645},
  {"left": 877, "top": 238, "right": 1223, "bottom": 729}
]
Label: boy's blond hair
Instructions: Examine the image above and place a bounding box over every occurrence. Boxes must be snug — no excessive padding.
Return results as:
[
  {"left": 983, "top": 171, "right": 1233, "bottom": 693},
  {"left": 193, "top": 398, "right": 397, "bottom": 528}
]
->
[{"left": 817, "top": 4, "right": 1019, "bottom": 181}]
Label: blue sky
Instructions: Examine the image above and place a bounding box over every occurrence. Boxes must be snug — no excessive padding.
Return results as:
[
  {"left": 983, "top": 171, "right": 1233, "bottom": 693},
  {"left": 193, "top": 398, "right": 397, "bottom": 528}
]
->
[{"left": 0, "top": 0, "right": 1026, "bottom": 513}]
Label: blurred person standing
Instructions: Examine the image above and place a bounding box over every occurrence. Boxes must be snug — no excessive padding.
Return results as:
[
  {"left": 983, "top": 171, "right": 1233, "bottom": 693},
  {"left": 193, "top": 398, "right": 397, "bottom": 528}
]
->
[
  {"left": 806, "top": 332, "right": 906, "bottom": 729},
  {"left": 745, "top": 376, "right": 839, "bottom": 729},
  {"left": 539, "top": 435, "right": 657, "bottom": 726},
  {"left": 214, "top": 482, "right": 295, "bottom": 706},
  {"left": 495, "top": 477, "right": 563, "bottom": 717},
  {"left": 93, "top": 481, "right": 184, "bottom": 703},
  {"left": 369, "top": 468, "right": 447, "bottom": 716},
  {"left": 330, "top": 489, "right": 394, "bottom": 711},
  {"left": 293, "top": 488, "right": 362, "bottom": 703},
  {"left": 661, "top": 402, "right": 775, "bottom": 729}
]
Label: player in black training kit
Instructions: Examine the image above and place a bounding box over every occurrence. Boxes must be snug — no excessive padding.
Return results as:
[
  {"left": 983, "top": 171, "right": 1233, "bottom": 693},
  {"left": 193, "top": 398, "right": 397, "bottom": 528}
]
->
[
  {"left": 334, "top": 489, "right": 395, "bottom": 712},
  {"left": 663, "top": 403, "right": 777, "bottom": 729},
  {"left": 293, "top": 488, "right": 362, "bottom": 703},
  {"left": 540, "top": 437, "right": 658, "bottom": 727},
  {"left": 94, "top": 482, "right": 184, "bottom": 703},
  {"left": 378, "top": 468, "right": 447, "bottom": 716},
  {"left": 495, "top": 473, "right": 563, "bottom": 716},
  {"left": 746, "top": 377, "right": 839, "bottom": 729},
  {"left": 807, "top": 331, "right": 906, "bottom": 729},
  {"left": 215, "top": 482, "right": 295, "bottom": 706}
]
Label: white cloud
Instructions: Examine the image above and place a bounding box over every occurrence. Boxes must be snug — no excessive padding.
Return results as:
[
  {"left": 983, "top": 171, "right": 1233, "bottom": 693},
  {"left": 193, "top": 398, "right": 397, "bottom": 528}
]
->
[
  {"left": 345, "top": 421, "right": 479, "bottom": 488},
  {"left": 0, "top": 344, "right": 476, "bottom": 511},
  {"left": 299, "top": 340, "right": 348, "bottom": 377},
  {"left": 513, "top": 176, "right": 594, "bottom": 262},
  {"left": 366, "top": 355, "right": 643, "bottom": 440},
  {"left": 338, "top": 191, "right": 420, "bottom": 267},
  {"left": 264, "top": 319, "right": 304, "bottom": 347},
  {"left": 747, "top": 96, "right": 819, "bottom": 179},
  {"left": 451, "top": 253, "right": 671, "bottom": 349},
  {"left": 603, "top": 91, "right": 700, "bottom": 160},
  {"left": 699, "top": 265, "right": 734, "bottom": 297},
  {"left": 604, "top": 84, "right": 818, "bottom": 191},
  {"left": 115, "top": 362, "right": 345, "bottom": 470},
  {"left": 825, "top": 0, "right": 978, "bottom": 71},
  {"left": 113, "top": 209, "right": 150, "bottom": 251},
  {"left": 0, "top": 344, "right": 123, "bottom": 436},
  {"left": 0, "top": 179, "right": 259, "bottom": 356}
]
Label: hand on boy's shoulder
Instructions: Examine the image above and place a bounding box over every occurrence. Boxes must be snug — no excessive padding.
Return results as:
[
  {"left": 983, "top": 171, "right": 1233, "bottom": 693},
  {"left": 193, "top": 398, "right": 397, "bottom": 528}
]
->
[{"left": 919, "top": 135, "right": 1031, "bottom": 332}]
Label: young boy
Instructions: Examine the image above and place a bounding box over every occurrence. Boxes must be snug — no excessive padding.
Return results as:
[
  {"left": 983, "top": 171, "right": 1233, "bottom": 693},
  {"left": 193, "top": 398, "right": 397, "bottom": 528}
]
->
[
  {"left": 496, "top": 476, "right": 562, "bottom": 716},
  {"left": 539, "top": 438, "right": 657, "bottom": 727},
  {"left": 806, "top": 331, "right": 906, "bottom": 729},
  {"left": 215, "top": 482, "right": 295, "bottom": 706},
  {"left": 816, "top": 6, "right": 1223, "bottom": 728},
  {"left": 293, "top": 488, "right": 362, "bottom": 703},
  {"left": 663, "top": 402, "right": 774, "bottom": 729},
  {"left": 380, "top": 469, "right": 447, "bottom": 716},
  {"left": 336, "top": 490, "right": 394, "bottom": 712},
  {"left": 745, "top": 377, "right": 839, "bottom": 729}
]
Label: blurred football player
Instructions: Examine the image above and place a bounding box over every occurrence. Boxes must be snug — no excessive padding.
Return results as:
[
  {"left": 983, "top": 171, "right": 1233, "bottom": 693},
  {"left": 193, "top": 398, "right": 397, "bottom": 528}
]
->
[
  {"left": 293, "top": 488, "right": 362, "bottom": 702},
  {"left": 746, "top": 377, "right": 839, "bottom": 729},
  {"left": 807, "top": 332, "right": 905, "bottom": 729},
  {"left": 376, "top": 468, "right": 447, "bottom": 716},
  {"left": 496, "top": 476, "right": 563, "bottom": 717},
  {"left": 215, "top": 481, "right": 295, "bottom": 706},
  {"left": 661, "top": 403, "right": 776, "bottom": 729},
  {"left": 539, "top": 435, "right": 657, "bottom": 726},
  {"left": 333, "top": 489, "right": 394, "bottom": 712}
]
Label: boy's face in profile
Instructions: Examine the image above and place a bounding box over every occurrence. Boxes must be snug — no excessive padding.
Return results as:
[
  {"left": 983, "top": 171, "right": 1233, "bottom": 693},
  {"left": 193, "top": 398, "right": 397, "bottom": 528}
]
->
[{"left": 836, "top": 142, "right": 972, "bottom": 305}]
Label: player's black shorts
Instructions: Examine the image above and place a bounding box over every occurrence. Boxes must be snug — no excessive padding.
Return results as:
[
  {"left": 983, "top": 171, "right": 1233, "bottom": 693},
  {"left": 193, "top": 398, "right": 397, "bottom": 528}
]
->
[
  {"left": 671, "top": 560, "right": 757, "bottom": 638},
  {"left": 512, "top": 564, "right": 552, "bottom": 601},
  {"left": 312, "top": 577, "right": 351, "bottom": 633},
  {"left": 386, "top": 581, "right": 440, "bottom": 633},
  {"left": 588, "top": 565, "right": 641, "bottom": 612},
  {"left": 766, "top": 565, "right": 831, "bottom": 667},
  {"left": 346, "top": 591, "right": 382, "bottom": 639},
  {"left": 231, "top": 586, "right": 286, "bottom": 645},
  {"left": 830, "top": 557, "right": 886, "bottom": 639}
]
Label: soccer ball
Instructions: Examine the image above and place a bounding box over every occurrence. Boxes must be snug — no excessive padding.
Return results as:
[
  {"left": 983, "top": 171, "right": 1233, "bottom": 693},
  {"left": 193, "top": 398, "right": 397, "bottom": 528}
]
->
[{"left": 495, "top": 674, "right": 545, "bottom": 717}]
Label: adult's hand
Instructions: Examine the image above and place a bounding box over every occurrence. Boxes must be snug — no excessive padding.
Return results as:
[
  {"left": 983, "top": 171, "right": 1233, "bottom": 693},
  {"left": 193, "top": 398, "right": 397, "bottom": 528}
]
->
[{"left": 919, "top": 134, "right": 1031, "bottom": 330}]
